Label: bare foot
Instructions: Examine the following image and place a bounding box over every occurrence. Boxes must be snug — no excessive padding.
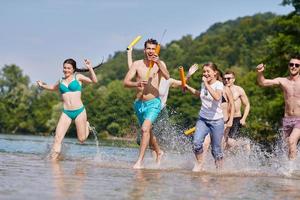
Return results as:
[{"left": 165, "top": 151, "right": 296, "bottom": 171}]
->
[
  {"left": 151, "top": 150, "right": 157, "bottom": 161},
  {"left": 156, "top": 150, "right": 164, "bottom": 165},
  {"left": 244, "top": 143, "right": 251, "bottom": 155},
  {"left": 48, "top": 150, "right": 60, "bottom": 161},
  {"left": 133, "top": 161, "right": 144, "bottom": 169},
  {"left": 289, "top": 154, "right": 297, "bottom": 161},
  {"left": 215, "top": 159, "right": 223, "bottom": 169},
  {"left": 192, "top": 162, "right": 203, "bottom": 172},
  {"left": 224, "top": 142, "right": 231, "bottom": 150}
]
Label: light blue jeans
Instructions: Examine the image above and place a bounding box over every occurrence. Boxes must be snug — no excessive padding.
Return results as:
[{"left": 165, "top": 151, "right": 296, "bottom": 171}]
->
[{"left": 193, "top": 116, "right": 224, "bottom": 160}]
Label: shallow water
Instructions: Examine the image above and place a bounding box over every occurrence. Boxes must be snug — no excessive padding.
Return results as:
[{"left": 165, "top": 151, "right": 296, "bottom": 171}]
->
[{"left": 1, "top": 134, "right": 300, "bottom": 200}]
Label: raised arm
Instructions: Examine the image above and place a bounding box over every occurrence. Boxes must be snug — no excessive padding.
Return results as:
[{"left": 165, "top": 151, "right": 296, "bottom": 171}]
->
[
  {"left": 36, "top": 80, "right": 59, "bottom": 91},
  {"left": 256, "top": 63, "right": 280, "bottom": 87},
  {"left": 239, "top": 87, "right": 250, "bottom": 126},
  {"left": 77, "top": 59, "right": 98, "bottom": 84},
  {"left": 127, "top": 47, "right": 133, "bottom": 68},
  {"left": 186, "top": 63, "right": 199, "bottom": 82},
  {"left": 151, "top": 53, "right": 169, "bottom": 80},
  {"left": 157, "top": 60, "right": 170, "bottom": 80}
]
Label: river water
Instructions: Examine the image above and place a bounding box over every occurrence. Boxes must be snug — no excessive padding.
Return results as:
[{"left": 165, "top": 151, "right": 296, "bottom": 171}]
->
[{"left": 0, "top": 134, "right": 300, "bottom": 200}]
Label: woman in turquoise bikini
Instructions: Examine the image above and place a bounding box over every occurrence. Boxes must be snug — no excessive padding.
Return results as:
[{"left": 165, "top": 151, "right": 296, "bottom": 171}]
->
[{"left": 37, "top": 58, "right": 98, "bottom": 160}]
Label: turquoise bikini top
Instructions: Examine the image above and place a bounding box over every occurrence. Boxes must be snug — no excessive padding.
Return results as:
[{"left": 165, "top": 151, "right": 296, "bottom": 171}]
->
[{"left": 59, "top": 73, "right": 82, "bottom": 94}]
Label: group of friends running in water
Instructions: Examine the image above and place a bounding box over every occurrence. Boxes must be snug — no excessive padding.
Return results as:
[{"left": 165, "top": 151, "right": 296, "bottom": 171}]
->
[{"left": 37, "top": 38, "right": 300, "bottom": 171}]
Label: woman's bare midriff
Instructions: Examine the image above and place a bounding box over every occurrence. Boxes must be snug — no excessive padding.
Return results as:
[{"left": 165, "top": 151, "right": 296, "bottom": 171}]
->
[{"left": 61, "top": 92, "right": 83, "bottom": 110}]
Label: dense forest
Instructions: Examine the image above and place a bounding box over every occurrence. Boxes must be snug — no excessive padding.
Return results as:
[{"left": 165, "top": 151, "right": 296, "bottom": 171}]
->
[{"left": 0, "top": 1, "right": 299, "bottom": 145}]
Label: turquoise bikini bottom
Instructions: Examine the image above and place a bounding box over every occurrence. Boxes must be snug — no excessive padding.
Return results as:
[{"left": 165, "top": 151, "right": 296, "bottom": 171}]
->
[{"left": 63, "top": 106, "right": 85, "bottom": 120}]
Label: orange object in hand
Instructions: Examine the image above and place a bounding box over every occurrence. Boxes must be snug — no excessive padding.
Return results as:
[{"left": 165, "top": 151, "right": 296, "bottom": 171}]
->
[
  {"left": 179, "top": 66, "right": 186, "bottom": 92},
  {"left": 146, "top": 44, "right": 161, "bottom": 79},
  {"left": 149, "top": 44, "right": 161, "bottom": 68}
]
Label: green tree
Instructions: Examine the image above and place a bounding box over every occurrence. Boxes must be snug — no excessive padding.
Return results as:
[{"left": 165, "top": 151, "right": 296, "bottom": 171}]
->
[
  {"left": 0, "top": 64, "right": 30, "bottom": 94},
  {"left": 282, "top": 0, "right": 300, "bottom": 14},
  {"left": 2, "top": 10, "right": 299, "bottom": 145},
  {"left": 89, "top": 80, "right": 136, "bottom": 137},
  {"left": 0, "top": 65, "right": 33, "bottom": 133},
  {"left": 29, "top": 88, "right": 60, "bottom": 134}
]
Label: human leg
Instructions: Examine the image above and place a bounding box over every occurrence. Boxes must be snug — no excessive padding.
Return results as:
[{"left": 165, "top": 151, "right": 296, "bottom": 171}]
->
[
  {"left": 192, "top": 118, "right": 210, "bottom": 172},
  {"left": 209, "top": 118, "right": 225, "bottom": 169},
  {"left": 149, "top": 130, "right": 164, "bottom": 164},
  {"left": 133, "top": 98, "right": 161, "bottom": 168},
  {"left": 149, "top": 108, "right": 166, "bottom": 162},
  {"left": 136, "top": 125, "right": 162, "bottom": 164},
  {"left": 225, "top": 117, "right": 241, "bottom": 149},
  {"left": 287, "top": 128, "right": 300, "bottom": 160},
  {"left": 282, "top": 117, "right": 300, "bottom": 160},
  {"left": 143, "top": 98, "right": 162, "bottom": 164},
  {"left": 133, "top": 119, "right": 152, "bottom": 169},
  {"left": 51, "top": 113, "right": 72, "bottom": 160},
  {"left": 134, "top": 100, "right": 144, "bottom": 146},
  {"left": 74, "top": 109, "right": 88, "bottom": 143},
  {"left": 223, "top": 127, "right": 230, "bottom": 149},
  {"left": 202, "top": 135, "right": 211, "bottom": 158},
  {"left": 86, "top": 121, "right": 91, "bottom": 138},
  {"left": 194, "top": 134, "right": 211, "bottom": 171}
]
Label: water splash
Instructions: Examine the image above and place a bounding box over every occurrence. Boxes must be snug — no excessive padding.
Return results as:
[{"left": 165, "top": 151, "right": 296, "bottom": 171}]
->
[
  {"left": 152, "top": 107, "right": 192, "bottom": 153},
  {"left": 149, "top": 107, "right": 300, "bottom": 176},
  {"left": 203, "top": 136, "right": 300, "bottom": 177},
  {"left": 89, "top": 124, "right": 100, "bottom": 156}
]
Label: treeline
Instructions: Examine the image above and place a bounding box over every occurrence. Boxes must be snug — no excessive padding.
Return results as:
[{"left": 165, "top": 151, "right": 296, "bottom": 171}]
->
[{"left": 1, "top": 8, "right": 300, "bottom": 144}]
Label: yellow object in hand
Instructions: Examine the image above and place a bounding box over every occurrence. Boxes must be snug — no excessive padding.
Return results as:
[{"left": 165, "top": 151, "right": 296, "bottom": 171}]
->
[
  {"left": 184, "top": 127, "right": 196, "bottom": 135},
  {"left": 127, "top": 36, "right": 142, "bottom": 50}
]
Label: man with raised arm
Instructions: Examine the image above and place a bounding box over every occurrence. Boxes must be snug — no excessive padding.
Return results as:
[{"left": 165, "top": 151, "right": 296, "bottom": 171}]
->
[
  {"left": 123, "top": 39, "right": 170, "bottom": 169},
  {"left": 256, "top": 55, "right": 300, "bottom": 160}
]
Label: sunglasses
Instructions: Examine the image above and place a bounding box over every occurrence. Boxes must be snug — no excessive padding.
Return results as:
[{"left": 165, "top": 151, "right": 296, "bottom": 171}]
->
[
  {"left": 289, "top": 62, "right": 300, "bottom": 68},
  {"left": 224, "top": 77, "right": 233, "bottom": 80}
]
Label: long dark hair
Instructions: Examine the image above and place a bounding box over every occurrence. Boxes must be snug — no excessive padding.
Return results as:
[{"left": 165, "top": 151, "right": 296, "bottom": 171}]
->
[{"left": 63, "top": 58, "right": 103, "bottom": 73}]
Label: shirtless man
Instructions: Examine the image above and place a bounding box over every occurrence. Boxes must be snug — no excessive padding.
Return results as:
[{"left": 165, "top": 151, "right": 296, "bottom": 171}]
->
[
  {"left": 123, "top": 39, "right": 170, "bottom": 169},
  {"left": 127, "top": 46, "right": 183, "bottom": 154},
  {"left": 256, "top": 56, "right": 300, "bottom": 160},
  {"left": 223, "top": 71, "right": 250, "bottom": 148}
]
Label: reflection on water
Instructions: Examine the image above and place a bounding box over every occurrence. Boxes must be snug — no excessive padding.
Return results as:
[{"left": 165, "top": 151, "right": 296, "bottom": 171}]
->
[
  {"left": 129, "top": 170, "right": 161, "bottom": 200},
  {"left": 1, "top": 134, "right": 300, "bottom": 200},
  {"left": 51, "top": 161, "right": 86, "bottom": 200}
]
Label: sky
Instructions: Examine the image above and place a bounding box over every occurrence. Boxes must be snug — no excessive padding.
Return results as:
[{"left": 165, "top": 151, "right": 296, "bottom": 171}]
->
[{"left": 0, "top": 0, "right": 294, "bottom": 84}]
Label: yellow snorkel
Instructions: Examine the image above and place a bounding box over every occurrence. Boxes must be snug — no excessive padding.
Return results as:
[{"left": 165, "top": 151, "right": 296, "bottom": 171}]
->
[
  {"left": 127, "top": 36, "right": 142, "bottom": 50},
  {"left": 184, "top": 127, "right": 196, "bottom": 135}
]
